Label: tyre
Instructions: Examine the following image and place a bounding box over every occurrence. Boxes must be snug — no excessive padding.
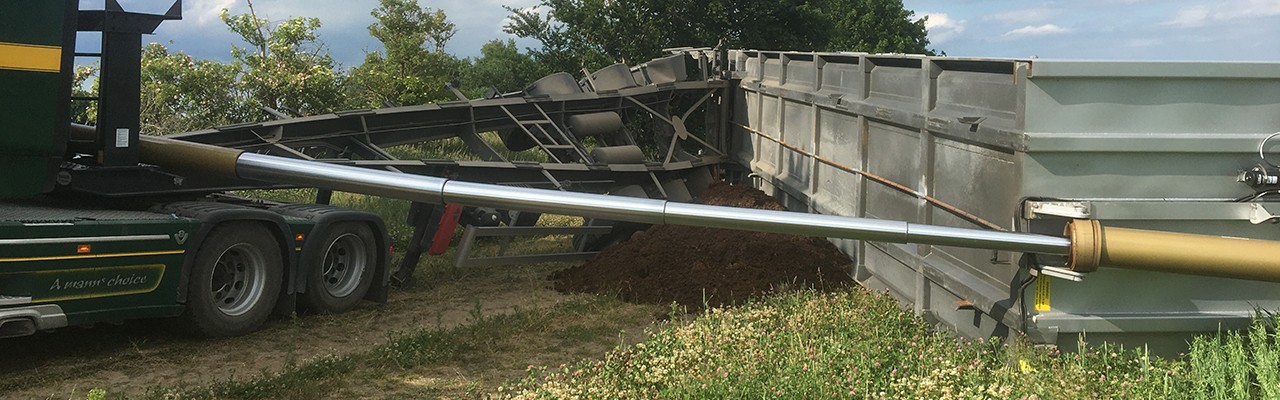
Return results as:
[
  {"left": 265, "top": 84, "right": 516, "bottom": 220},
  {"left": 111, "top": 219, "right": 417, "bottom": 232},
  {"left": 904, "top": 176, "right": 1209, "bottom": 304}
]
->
[
  {"left": 183, "top": 222, "right": 283, "bottom": 337},
  {"left": 299, "top": 222, "right": 376, "bottom": 314}
]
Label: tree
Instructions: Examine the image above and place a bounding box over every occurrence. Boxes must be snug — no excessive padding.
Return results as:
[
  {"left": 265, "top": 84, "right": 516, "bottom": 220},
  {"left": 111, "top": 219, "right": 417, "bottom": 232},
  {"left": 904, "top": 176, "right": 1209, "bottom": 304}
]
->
[
  {"left": 70, "top": 63, "right": 99, "bottom": 125},
  {"left": 138, "top": 43, "right": 250, "bottom": 134},
  {"left": 505, "top": 0, "right": 933, "bottom": 73},
  {"left": 819, "top": 0, "right": 931, "bottom": 53},
  {"left": 502, "top": 4, "right": 610, "bottom": 76},
  {"left": 346, "top": 0, "right": 464, "bottom": 107},
  {"left": 221, "top": 1, "right": 344, "bottom": 116},
  {"left": 459, "top": 39, "right": 548, "bottom": 99}
]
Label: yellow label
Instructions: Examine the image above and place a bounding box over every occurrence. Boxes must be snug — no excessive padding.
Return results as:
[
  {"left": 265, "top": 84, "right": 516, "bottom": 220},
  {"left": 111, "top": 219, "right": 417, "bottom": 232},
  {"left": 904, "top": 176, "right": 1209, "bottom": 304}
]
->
[
  {"left": 1034, "top": 277, "right": 1051, "bottom": 312},
  {"left": 0, "top": 42, "right": 62, "bottom": 73}
]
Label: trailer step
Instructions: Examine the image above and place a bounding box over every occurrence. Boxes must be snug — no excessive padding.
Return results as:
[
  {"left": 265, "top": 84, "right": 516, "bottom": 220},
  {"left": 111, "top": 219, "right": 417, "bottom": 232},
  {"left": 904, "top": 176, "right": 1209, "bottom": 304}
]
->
[{"left": 0, "top": 295, "right": 32, "bottom": 306}]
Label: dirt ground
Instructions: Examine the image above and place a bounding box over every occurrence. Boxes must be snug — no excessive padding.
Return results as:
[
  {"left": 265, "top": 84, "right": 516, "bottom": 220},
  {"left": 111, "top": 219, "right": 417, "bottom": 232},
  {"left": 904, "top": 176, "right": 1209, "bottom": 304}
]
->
[
  {"left": 0, "top": 260, "right": 654, "bottom": 399},
  {"left": 554, "top": 182, "right": 855, "bottom": 309},
  {"left": 1, "top": 183, "right": 855, "bottom": 399}
]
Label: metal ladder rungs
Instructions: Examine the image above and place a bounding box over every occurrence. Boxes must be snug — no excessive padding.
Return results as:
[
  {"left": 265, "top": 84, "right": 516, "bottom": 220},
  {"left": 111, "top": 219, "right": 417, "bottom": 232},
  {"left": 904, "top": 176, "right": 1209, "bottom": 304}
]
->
[
  {"left": 519, "top": 120, "right": 554, "bottom": 125},
  {"left": 542, "top": 145, "right": 579, "bottom": 149},
  {"left": 0, "top": 295, "right": 32, "bottom": 306}
]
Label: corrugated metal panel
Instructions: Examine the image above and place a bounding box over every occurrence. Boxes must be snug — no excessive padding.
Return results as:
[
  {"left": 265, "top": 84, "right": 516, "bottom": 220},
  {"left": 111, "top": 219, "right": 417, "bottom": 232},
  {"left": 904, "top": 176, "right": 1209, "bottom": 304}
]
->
[{"left": 728, "top": 49, "right": 1280, "bottom": 350}]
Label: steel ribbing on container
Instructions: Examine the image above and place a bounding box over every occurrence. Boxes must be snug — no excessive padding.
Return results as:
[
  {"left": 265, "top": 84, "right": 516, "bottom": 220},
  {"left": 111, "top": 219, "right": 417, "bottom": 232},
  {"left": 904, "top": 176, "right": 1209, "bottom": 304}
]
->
[{"left": 233, "top": 152, "right": 1073, "bottom": 255}]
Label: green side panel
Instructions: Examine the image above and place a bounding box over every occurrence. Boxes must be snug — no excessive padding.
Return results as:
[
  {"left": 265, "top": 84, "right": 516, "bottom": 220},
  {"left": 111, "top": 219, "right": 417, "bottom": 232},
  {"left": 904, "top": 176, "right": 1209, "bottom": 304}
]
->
[
  {"left": 0, "top": 71, "right": 62, "bottom": 198},
  {"left": 0, "top": 204, "right": 201, "bottom": 325},
  {"left": 0, "top": 1, "right": 71, "bottom": 198},
  {"left": 0, "top": 2, "right": 68, "bottom": 45},
  {"left": 0, "top": 156, "right": 56, "bottom": 197}
]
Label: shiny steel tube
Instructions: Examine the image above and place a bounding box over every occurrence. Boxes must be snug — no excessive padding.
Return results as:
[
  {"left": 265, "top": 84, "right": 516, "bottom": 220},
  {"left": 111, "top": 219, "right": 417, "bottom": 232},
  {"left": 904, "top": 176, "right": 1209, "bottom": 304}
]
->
[
  {"left": 663, "top": 202, "right": 909, "bottom": 243},
  {"left": 442, "top": 180, "right": 667, "bottom": 224},
  {"left": 907, "top": 224, "right": 1072, "bottom": 254},
  {"left": 134, "top": 138, "right": 1073, "bottom": 255},
  {"left": 224, "top": 152, "right": 1072, "bottom": 255},
  {"left": 136, "top": 136, "right": 1280, "bottom": 282},
  {"left": 236, "top": 153, "right": 446, "bottom": 204}
]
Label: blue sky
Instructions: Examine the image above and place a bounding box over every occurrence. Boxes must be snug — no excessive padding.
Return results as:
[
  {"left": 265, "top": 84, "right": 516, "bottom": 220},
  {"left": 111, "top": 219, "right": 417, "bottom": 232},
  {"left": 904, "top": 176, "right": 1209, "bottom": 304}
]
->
[
  {"left": 904, "top": 0, "right": 1280, "bottom": 61},
  {"left": 90, "top": 0, "right": 1280, "bottom": 67}
]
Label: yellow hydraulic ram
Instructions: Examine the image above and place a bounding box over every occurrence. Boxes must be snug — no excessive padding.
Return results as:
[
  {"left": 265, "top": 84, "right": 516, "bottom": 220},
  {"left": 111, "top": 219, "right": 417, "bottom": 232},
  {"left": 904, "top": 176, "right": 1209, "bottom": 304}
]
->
[
  {"left": 132, "top": 133, "right": 1280, "bottom": 283},
  {"left": 1065, "top": 219, "right": 1280, "bottom": 282}
]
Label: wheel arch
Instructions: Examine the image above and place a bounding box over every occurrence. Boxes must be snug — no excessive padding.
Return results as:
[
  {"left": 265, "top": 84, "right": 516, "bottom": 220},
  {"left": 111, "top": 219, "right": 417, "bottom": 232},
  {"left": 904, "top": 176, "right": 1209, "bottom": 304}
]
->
[
  {"left": 268, "top": 203, "right": 391, "bottom": 304},
  {"left": 152, "top": 201, "right": 296, "bottom": 305}
]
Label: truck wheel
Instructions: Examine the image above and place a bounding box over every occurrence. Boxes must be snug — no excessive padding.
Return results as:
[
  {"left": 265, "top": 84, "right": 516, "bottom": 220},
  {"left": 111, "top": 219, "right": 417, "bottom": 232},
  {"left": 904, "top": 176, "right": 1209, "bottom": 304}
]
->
[
  {"left": 300, "top": 222, "right": 376, "bottom": 314},
  {"left": 183, "top": 222, "right": 283, "bottom": 337}
]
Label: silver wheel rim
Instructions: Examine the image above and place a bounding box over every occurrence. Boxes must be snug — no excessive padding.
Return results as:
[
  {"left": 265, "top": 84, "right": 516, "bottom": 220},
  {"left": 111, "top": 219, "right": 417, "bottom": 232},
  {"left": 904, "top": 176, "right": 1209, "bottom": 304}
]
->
[
  {"left": 321, "top": 233, "right": 367, "bottom": 298},
  {"left": 210, "top": 243, "right": 267, "bottom": 317}
]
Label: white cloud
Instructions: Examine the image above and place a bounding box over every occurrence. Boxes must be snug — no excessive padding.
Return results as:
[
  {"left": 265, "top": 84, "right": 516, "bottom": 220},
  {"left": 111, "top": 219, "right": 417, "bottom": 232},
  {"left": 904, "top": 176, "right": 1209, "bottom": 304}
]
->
[
  {"left": 184, "top": 0, "right": 237, "bottom": 26},
  {"left": 918, "top": 12, "right": 966, "bottom": 44},
  {"left": 1002, "top": 24, "right": 1069, "bottom": 37},
  {"left": 500, "top": 5, "right": 544, "bottom": 33},
  {"left": 1166, "top": 6, "right": 1211, "bottom": 27},
  {"left": 1165, "top": 0, "right": 1280, "bottom": 27}
]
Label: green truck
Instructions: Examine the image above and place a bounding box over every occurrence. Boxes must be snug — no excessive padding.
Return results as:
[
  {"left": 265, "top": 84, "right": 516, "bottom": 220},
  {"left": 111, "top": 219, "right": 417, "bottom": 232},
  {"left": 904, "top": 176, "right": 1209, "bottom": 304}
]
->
[{"left": 0, "top": 0, "right": 392, "bottom": 339}]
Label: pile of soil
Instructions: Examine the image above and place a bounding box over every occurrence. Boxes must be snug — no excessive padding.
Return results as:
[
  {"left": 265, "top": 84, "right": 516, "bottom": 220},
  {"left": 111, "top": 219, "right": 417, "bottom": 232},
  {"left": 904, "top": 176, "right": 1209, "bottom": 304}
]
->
[{"left": 553, "top": 182, "right": 855, "bottom": 310}]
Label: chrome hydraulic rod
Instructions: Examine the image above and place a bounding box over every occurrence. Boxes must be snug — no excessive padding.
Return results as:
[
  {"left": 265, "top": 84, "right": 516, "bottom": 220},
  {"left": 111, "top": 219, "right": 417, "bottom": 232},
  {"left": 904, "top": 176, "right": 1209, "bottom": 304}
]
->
[
  {"left": 230, "top": 150, "right": 1073, "bottom": 255},
  {"left": 137, "top": 134, "right": 1280, "bottom": 283}
]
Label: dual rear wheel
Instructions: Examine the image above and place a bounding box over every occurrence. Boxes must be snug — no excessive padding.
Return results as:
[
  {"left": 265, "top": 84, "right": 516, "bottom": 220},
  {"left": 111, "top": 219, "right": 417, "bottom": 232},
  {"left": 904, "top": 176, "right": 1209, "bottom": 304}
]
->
[
  {"left": 300, "top": 222, "right": 377, "bottom": 314},
  {"left": 183, "top": 222, "right": 376, "bottom": 337}
]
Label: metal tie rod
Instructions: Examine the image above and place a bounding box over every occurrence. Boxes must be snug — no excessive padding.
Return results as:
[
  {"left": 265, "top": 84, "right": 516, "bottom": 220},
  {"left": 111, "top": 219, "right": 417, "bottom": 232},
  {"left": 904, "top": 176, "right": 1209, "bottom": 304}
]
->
[
  {"left": 137, "top": 134, "right": 1280, "bottom": 283},
  {"left": 229, "top": 151, "right": 1071, "bottom": 255}
]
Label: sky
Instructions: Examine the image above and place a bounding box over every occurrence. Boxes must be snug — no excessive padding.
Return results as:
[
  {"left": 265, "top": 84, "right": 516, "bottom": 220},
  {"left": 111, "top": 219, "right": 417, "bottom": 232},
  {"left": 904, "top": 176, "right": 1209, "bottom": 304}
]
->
[
  {"left": 904, "top": 0, "right": 1280, "bottom": 61},
  {"left": 86, "top": 0, "right": 1280, "bottom": 67}
]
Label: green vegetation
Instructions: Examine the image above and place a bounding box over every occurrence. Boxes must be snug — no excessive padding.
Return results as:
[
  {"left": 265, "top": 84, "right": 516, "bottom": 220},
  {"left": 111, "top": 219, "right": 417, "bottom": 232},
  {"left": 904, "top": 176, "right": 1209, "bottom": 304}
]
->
[
  {"left": 345, "top": 0, "right": 465, "bottom": 108},
  {"left": 114, "top": 265, "right": 1278, "bottom": 400},
  {"left": 74, "top": 0, "right": 936, "bottom": 134},
  {"left": 59, "top": 2, "right": 1280, "bottom": 398},
  {"left": 504, "top": 0, "right": 933, "bottom": 72},
  {"left": 500, "top": 289, "right": 1280, "bottom": 400},
  {"left": 139, "top": 280, "right": 655, "bottom": 400}
]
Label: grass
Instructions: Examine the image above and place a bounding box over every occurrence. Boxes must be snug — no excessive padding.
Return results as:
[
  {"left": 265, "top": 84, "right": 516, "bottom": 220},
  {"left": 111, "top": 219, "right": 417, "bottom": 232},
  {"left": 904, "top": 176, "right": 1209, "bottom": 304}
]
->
[
  {"left": 207, "top": 150, "right": 1280, "bottom": 399},
  {"left": 498, "top": 289, "right": 1280, "bottom": 400},
  {"left": 136, "top": 294, "right": 656, "bottom": 400},
  {"left": 208, "top": 187, "right": 1280, "bottom": 400}
]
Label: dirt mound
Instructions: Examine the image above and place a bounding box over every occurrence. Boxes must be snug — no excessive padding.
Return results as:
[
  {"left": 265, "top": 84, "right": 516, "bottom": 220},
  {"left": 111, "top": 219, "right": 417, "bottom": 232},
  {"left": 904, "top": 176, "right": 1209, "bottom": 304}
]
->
[{"left": 553, "top": 182, "right": 854, "bottom": 309}]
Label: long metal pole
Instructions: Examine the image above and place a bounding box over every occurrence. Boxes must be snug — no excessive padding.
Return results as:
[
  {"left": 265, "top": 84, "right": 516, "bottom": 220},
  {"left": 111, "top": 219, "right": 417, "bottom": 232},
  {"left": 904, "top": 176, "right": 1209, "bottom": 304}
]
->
[
  {"left": 140, "top": 135, "right": 1280, "bottom": 282},
  {"left": 233, "top": 152, "right": 1073, "bottom": 255}
]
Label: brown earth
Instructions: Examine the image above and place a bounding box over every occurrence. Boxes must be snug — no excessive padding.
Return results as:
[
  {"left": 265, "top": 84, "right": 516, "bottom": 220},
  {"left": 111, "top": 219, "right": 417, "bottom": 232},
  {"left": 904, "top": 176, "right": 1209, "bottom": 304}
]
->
[
  {"left": 0, "top": 184, "right": 856, "bottom": 398},
  {"left": 554, "top": 182, "right": 855, "bottom": 309},
  {"left": 0, "top": 260, "right": 658, "bottom": 399}
]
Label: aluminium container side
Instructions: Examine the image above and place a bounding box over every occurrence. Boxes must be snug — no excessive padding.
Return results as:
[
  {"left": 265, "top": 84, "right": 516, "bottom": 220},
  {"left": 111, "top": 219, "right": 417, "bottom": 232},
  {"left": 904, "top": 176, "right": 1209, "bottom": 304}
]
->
[{"left": 726, "top": 50, "right": 1280, "bottom": 350}]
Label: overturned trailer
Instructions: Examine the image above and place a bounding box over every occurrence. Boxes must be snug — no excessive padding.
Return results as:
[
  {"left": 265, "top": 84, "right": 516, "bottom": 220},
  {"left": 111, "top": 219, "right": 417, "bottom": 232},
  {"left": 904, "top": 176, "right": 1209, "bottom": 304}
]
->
[
  {"left": 146, "top": 47, "right": 1280, "bottom": 349},
  {"left": 14, "top": 1, "right": 1280, "bottom": 348},
  {"left": 727, "top": 50, "right": 1280, "bottom": 349}
]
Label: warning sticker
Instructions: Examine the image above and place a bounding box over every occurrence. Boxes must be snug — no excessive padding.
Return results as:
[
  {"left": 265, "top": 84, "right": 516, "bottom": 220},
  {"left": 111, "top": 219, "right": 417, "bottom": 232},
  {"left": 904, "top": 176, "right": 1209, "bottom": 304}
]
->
[{"left": 1034, "top": 277, "right": 1051, "bottom": 312}]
